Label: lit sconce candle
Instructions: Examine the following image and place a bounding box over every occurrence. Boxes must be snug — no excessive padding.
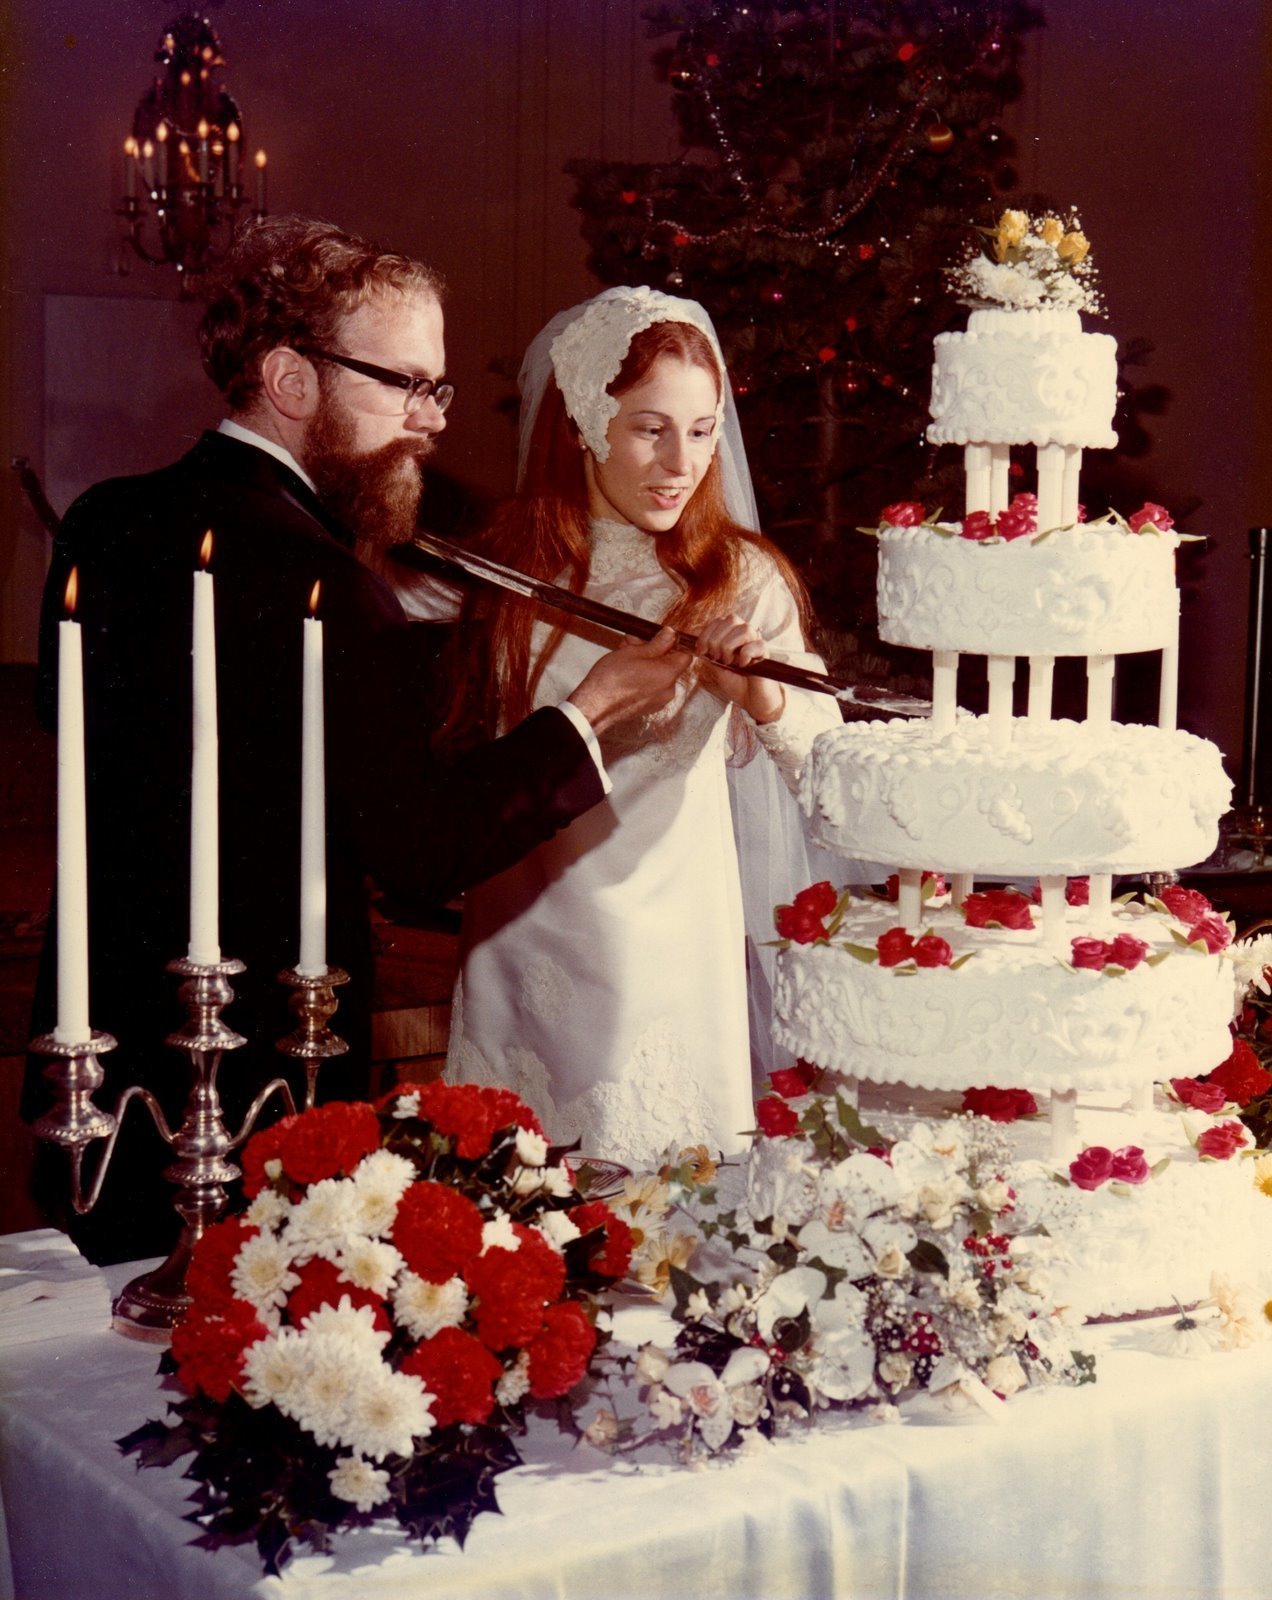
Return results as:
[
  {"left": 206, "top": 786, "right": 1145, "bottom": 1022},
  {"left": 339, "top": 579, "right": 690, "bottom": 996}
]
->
[
  {"left": 123, "top": 135, "right": 139, "bottom": 200},
  {"left": 141, "top": 138, "right": 155, "bottom": 193},
  {"left": 254, "top": 148, "right": 267, "bottom": 213},
  {"left": 211, "top": 139, "right": 225, "bottom": 197},
  {"left": 197, "top": 118, "right": 210, "bottom": 183},
  {"left": 297, "top": 581, "right": 327, "bottom": 977},
  {"left": 226, "top": 122, "right": 240, "bottom": 190},
  {"left": 54, "top": 568, "right": 91, "bottom": 1044},
  {"left": 188, "top": 531, "right": 221, "bottom": 965},
  {"left": 155, "top": 120, "right": 171, "bottom": 188}
]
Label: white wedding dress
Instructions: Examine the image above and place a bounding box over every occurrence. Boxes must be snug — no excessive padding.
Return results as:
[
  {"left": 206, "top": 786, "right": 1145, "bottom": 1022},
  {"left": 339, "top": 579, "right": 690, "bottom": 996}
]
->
[{"left": 445, "top": 516, "right": 840, "bottom": 1165}]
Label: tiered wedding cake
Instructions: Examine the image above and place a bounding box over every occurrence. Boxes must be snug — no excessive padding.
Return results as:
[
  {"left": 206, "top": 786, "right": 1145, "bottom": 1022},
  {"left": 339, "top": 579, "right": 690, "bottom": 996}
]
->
[{"left": 772, "top": 211, "right": 1269, "bottom": 1319}]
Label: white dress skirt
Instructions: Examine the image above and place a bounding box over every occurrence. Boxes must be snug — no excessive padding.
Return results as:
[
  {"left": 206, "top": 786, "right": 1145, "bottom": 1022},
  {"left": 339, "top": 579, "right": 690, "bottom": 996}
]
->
[{"left": 445, "top": 516, "right": 841, "bottom": 1166}]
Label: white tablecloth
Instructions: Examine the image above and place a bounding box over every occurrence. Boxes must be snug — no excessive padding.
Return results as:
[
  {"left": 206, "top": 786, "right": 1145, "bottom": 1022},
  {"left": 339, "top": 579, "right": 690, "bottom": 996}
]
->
[{"left": 1, "top": 1262, "right": 1270, "bottom": 1600}]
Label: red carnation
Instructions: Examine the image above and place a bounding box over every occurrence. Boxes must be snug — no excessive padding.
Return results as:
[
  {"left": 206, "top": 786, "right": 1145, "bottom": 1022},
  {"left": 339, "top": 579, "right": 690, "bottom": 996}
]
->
[
  {"left": 274, "top": 1101, "right": 382, "bottom": 1188},
  {"left": 569, "top": 1201, "right": 635, "bottom": 1279},
  {"left": 881, "top": 500, "right": 926, "bottom": 526},
  {"left": 286, "top": 1256, "right": 391, "bottom": 1332},
  {"left": 1168, "top": 1076, "right": 1228, "bottom": 1113},
  {"left": 400, "top": 1326, "right": 503, "bottom": 1427},
  {"left": 769, "top": 1061, "right": 817, "bottom": 1099},
  {"left": 961, "top": 510, "right": 996, "bottom": 541},
  {"left": 186, "top": 1215, "right": 258, "bottom": 1311},
  {"left": 526, "top": 1301, "right": 597, "bottom": 1399},
  {"left": 241, "top": 1115, "right": 299, "bottom": 1199},
  {"left": 912, "top": 932, "right": 953, "bottom": 968},
  {"left": 1109, "top": 1145, "right": 1150, "bottom": 1185},
  {"left": 877, "top": 927, "right": 916, "bottom": 967},
  {"left": 416, "top": 1080, "right": 543, "bottom": 1159},
  {"left": 1158, "top": 884, "right": 1213, "bottom": 924},
  {"left": 171, "top": 1300, "right": 268, "bottom": 1401},
  {"left": 391, "top": 1180, "right": 485, "bottom": 1284},
  {"left": 756, "top": 1095, "right": 800, "bottom": 1138},
  {"left": 1207, "top": 1039, "right": 1272, "bottom": 1108},
  {"left": 961, "top": 1086, "right": 1038, "bottom": 1123},
  {"left": 1071, "top": 937, "right": 1111, "bottom": 971},
  {"left": 1069, "top": 1146, "right": 1116, "bottom": 1191},
  {"left": 794, "top": 880, "right": 838, "bottom": 919},
  {"left": 1186, "top": 913, "right": 1233, "bottom": 954},
  {"left": 1196, "top": 1121, "right": 1248, "bottom": 1161},
  {"left": 1108, "top": 934, "right": 1151, "bottom": 971},
  {"left": 464, "top": 1235, "right": 566, "bottom": 1351},
  {"left": 1128, "top": 501, "right": 1174, "bottom": 533},
  {"left": 775, "top": 902, "right": 827, "bottom": 944}
]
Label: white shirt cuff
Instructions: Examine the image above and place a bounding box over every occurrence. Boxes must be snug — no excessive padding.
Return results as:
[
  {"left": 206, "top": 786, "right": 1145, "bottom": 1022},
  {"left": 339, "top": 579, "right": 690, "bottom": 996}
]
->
[{"left": 556, "top": 700, "right": 612, "bottom": 795}]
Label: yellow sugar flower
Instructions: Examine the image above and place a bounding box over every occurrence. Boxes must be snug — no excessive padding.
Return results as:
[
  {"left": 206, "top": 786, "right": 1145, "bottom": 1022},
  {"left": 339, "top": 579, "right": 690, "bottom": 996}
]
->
[
  {"left": 994, "top": 208, "right": 1029, "bottom": 260},
  {"left": 1039, "top": 216, "right": 1064, "bottom": 245},
  {"left": 1058, "top": 230, "right": 1090, "bottom": 264}
]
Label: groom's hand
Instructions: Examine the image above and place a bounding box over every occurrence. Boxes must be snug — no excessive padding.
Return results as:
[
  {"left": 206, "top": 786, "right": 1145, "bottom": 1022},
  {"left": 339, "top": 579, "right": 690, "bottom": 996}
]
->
[{"left": 565, "top": 627, "right": 688, "bottom": 735}]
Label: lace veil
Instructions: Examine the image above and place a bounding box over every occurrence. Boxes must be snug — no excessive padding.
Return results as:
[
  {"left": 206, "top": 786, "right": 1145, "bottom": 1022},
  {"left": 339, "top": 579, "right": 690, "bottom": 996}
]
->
[{"left": 518, "top": 285, "right": 819, "bottom": 1084}]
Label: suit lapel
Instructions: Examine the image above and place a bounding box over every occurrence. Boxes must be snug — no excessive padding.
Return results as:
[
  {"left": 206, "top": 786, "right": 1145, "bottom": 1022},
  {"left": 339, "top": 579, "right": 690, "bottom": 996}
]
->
[{"left": 189, "top": 430, "right": 355, "bottom": 548}]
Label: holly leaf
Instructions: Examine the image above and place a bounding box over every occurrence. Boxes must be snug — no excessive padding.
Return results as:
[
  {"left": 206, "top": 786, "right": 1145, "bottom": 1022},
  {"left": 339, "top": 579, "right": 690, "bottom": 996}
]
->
[
  {"left": 834, "top": 1096, "right": 887, "bottom": 1150},
  {"left": 906, "top": 1239, "right": 949, "bottom": 1279}
]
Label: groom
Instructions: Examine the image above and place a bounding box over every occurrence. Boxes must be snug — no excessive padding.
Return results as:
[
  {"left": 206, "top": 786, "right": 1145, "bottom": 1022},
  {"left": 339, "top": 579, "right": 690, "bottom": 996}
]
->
[{"left": 27, "top": 215, "right": 686, "bottom": 1261}]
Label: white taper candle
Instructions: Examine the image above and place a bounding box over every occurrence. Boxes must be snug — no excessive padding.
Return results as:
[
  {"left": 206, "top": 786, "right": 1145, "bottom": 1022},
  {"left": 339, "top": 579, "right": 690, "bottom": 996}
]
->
[
  {"left": 188, "top": 532, "right": 220, "bottom": 965},
  {"left": 297, "top": 582, "right": 327, "bottom": 976},
  {"left": 54, "top": 570, "right": 91, "bottom": 1043}
]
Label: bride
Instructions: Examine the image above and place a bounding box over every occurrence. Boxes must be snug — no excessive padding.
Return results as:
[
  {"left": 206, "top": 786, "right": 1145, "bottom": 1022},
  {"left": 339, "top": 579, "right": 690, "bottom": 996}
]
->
[{"left": 428, "top": 286, "right": 840, "bottom": 1164}]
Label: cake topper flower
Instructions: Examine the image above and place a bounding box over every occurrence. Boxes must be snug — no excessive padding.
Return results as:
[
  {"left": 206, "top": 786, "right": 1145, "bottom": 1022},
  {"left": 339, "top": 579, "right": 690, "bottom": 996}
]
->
[{"left": 950, "top": 208, "right": 1103, "bottom": 314}]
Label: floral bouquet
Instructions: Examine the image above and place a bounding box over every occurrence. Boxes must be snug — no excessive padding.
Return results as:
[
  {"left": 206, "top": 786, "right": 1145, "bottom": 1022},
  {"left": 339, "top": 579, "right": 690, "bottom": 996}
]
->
[
  {"left": 579, "top": 1071, "right": 1092, "bottom": 1463},
  {"left": 119, "top": 1083, "right": 633, "bottom": 1574},
  {"left": 950, "top": 206, "right": 1102, "bottom": 314}
]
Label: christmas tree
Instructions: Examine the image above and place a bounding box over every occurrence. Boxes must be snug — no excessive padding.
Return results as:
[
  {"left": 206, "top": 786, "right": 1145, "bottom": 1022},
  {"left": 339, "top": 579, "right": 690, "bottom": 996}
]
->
[{"left": 567, "top": 0, "right": 1043, "bottom": 678}]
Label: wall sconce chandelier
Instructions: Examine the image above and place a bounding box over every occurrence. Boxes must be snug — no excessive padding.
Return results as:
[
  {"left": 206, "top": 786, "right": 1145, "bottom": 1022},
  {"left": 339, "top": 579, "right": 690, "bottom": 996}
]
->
[{"left": 117, "top": 13, "right": 268, "bottom": 284}]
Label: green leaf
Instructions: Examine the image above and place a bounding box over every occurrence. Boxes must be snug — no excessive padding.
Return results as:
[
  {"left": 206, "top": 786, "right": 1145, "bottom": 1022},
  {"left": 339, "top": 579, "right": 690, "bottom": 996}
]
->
[
  {"left": 907, "top": 1239, "right": 949, "bottom": 1279},
  {"left": 949, "top": 952, "right": 977, "bottom": 970},
  {"left": 835, "top": 1095, "right": 887, "bottom": 1150},
  {"left": 844, "top": 943, "right": 879, "bottom": 964},
  {"left": 1145, "top": 951, "right": 1171, "bottom": 967},
  {"left": 1150, "top": 1157, "right": 1172, "bottom": 1178}
]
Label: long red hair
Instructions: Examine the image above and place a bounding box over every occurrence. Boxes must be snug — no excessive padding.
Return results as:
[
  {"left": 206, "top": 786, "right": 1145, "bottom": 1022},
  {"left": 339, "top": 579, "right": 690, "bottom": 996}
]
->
[{"left": 455, "top": 319, "right": 813, "bottom": 733}]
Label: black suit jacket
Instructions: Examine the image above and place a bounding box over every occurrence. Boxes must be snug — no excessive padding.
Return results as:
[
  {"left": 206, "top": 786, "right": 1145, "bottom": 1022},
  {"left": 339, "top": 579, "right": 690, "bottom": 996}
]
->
[{"left": 28, "top": 431, "right": 601, "bottom": 1259}]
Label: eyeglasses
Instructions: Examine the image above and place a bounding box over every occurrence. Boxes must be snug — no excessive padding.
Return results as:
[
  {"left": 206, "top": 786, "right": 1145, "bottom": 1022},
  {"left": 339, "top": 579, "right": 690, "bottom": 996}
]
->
[{"left": 297, "top": 347, "right": 455, "bottom": 414}]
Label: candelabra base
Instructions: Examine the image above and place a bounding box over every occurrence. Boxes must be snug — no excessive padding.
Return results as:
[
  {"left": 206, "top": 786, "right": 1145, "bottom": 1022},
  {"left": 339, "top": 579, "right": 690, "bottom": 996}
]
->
[{"left": 112, "top": 1245, "right": 202, "bottom": 1342}]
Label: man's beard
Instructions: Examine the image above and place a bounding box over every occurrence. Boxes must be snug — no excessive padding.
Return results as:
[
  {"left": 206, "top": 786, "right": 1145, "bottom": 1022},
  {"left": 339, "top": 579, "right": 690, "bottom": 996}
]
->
[{"left": 301, "top": 391, "right": 434, "bottom": 552}]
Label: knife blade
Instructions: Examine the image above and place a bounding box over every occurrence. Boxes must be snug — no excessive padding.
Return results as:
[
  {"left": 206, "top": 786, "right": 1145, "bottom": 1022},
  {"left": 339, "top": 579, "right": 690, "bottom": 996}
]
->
[{"left": 391, "top": 531, "right": 931, "bottom": 717}]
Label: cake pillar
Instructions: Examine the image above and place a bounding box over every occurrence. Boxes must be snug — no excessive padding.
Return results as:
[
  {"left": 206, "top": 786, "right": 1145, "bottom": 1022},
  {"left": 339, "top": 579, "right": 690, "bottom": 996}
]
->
[
  {"left": 986, "top": 656, "right": 1015, "bottom": 749},
  {"left": 896, "top": 867, "right": 923, "bottom": 930},
  {"left": 964, "top": 445, "right": 991, "bottom": 514},
  {"left": 1088, "top": 874, "right": 1113, "bottom": 917},
  {"left": 1050, "top": 1087, "right": 1078, "bottom": 1162},
  {"left": 1159, "top": 606, "right": 1180, "bottom": 733},
  {"left": 932, "top": 650, "right": 958, "bottom": 736},
  {"left": 1027, "top": 656, "right": 1054, "bottom": 722},
  {"left": 951, "top": 872, "right": 974, "bottom": 908},
  {"left": 1038, "top": 875, "right": 1067, "bottom": 952},
  {"left": 1086, "top": 654, "right": 1115, "bottom": 726},
  {"left": 1061, "top": 446, "right": 1083, "bottom": 526},
  {"left": 1036, "top": 444, "right": 1064, "bottom": 533},
  {"left": 989, "top": 445, "right": 1010, "bottom": 518}
]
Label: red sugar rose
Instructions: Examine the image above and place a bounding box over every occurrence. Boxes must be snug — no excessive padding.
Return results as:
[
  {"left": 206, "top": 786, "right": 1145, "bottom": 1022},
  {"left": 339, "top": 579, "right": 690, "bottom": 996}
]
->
[
  {"left": 1071, "top": 937, "right": 1111, "bottom": 971},
  {"left": 1108, "top": 934, "right": 1150, "bottom": 971},
  {"left": 963, "top": 890, "right": 1034, "bottom": 931},
  {"left": 756, "top": 1095, "right": 800, "bottom": 1138},
  {"left": 961, "top": 1086, "right": 1038, "bottom": 1123},
  {"left": 171, "top": 1300, "right": 268, "bottom": 1402},
  {"left": 526, "top": 1302, "right": 597, "bottom": 1399},
  {"left": 881, "top": 501, "right": 926, "bottom": 526},
  {"left": 1128, "top": 501, "right": 1174, "bottom": 533},
  {"left": 912, "top": 933, "right": 953, "bottom": 968},
  {"left": 1158, "top": 884, "right": 1213, "bottom": 924},
  {"left": 1033, "top": 878, "right": 1090, "bottom": 906},
  {"left": 1069, "top": 1146, "right": 1116, "bottom": 1191},
  {"left": 1169, "top": 1076, "right": 1228, "bottom": 1114},
  {"left": 400, "top": 1326, "right": 503, "bottom": 1428},
  {"left": 769, "top": 1061, "right": 817, "bottom": 1099},
  {"left": 884, "top": 871, "right": 946, "bottom": 902},
  {"left": 391, "top": 1180, "right": 485, "bottom": 1284},
  {"left": 1207, "top": 1039, "right": 1272, "bottom": 1107},
  {"left": 1186, "top": 913, "right": 1233, "bottom": 954},
  {"left": 996, "top": 493, "right": 1038, "bottom": 541},
  {"left": 877, "top": 927, "right": 916, "bottom": 967},
  {"left": 775, "top": 902, "right": 827, "bottom": 944},
  {"left": 568, "top": 1201, "right": 635, "bottom": 1279},
  {"left": 1196, "top": 1121, "right": 1248, "bottom": 1161},
  {"left": 794, "top": 880, "right": 838, "bottom": 919},
  {"left": 961, "top": 510, "right": 996, "bottom": 541},
  {"left": 1109, "top": 1145, "right": 1150, "bottom": 1185}
]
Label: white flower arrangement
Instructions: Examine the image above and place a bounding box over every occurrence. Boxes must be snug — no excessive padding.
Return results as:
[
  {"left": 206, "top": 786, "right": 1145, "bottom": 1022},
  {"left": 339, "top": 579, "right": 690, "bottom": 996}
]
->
[{"left": 950, "top": 208, "right": 1103, "bottom": 314}]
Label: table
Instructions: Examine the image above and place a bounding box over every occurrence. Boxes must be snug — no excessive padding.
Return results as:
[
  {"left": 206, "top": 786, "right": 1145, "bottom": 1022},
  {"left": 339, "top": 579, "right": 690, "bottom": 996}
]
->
[{"left": 2, "top": 1263, "right": 1271, "bottom": 1600}]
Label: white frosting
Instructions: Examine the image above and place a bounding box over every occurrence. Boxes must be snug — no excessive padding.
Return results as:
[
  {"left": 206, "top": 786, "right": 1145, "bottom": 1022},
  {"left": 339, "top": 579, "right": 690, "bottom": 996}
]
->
[
  {"left": 800, "top": 717, "right": 1230, "bottom": 876},
  {"left": 853, "top": 1083, "right": 1272, "bottom": 1321},
  {"left": 927, "top": 308, "right": 1118, "bottom": 449},
  {"left": 773, "top": 899, "right": 1234, "bottom": 1097},
  {"left": 877, "top": 522, "right": 1180, "bottom": 656}
]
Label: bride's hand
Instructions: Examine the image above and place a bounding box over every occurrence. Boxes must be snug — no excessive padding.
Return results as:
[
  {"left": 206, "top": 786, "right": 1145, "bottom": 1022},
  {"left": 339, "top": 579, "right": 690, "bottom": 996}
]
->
[{"left": 694, "top": 615, "right": 785, "bottom": 724}]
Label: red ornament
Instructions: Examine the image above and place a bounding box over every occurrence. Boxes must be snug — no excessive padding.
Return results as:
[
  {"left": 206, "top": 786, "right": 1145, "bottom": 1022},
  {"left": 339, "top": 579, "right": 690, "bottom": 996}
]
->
[
  {"left": 817, "top": 345, "right": 837, "bottom": 364},
  {"left": 926, "top": 122, "right": 954, "bottom": 153},
  {"left": 620, "top": 190, "right": 637, "bottom": 205},
  {"left": 843, "top": 314, "right": 859, "bottom": 332},
  {"left": 856, "top": 242, "right": 876, "bottom": 262},
  {"left": 705, "top": 52, "right": 720, "bottom": 67},
  {"left": 897, "top": 42, "right": 918, "bottom": 63},
  {"left": 880, "top": 373, "right": 896, "bottom": 389},
  {"left": 672, "top": 232, "right": 690, "bottom": 247},
  {"left": 761, "top": 285, "right": 784, "bottom": 304}
]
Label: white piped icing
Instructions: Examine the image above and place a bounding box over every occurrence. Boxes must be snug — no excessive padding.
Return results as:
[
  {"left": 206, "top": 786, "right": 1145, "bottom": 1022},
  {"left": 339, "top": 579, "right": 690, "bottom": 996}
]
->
[
  {"left": 800, "top": 717, "right": 1231, "bottom": 876},
  {"left": 927, "top": 308, "right": 1118, "bottom": 449},
  {"left": 877, "top": 522, "right": 1180, "bottom": 656},
  {"left": 773, "top": 902, "right": 1234, "bottom": 1097}
]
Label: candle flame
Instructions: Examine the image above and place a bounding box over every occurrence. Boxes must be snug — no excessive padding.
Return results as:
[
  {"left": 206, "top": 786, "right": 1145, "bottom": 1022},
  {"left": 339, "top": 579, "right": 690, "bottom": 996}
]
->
[
  {"left": 309, "top": 580, "right": 321, "bottom": 617},
  {"left": 64, "top": 567, "right": 79, "bottom": 619},
  {"left": 255, "top": 149, "right": 267, "bottom": 169},
  {"left": 199, "top": 530, "right": 214, "bottom": 568},
  {"left": 226, "top": 122, "right": 240, "bottom": 143},
  {"left": 155, "top": 122, "right": 169, "bottom": 143}
]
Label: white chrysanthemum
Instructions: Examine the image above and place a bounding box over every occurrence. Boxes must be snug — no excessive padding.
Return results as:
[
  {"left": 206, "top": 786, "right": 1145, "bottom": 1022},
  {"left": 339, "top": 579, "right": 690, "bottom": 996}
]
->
[
  {"left": 329, "top": 1454, "right": 392, "bottom": 1513},
  {"left": 393, "top": 1272, "right": 468, "bottom": 1341},
  {"left": 481, "top": 1212, "right": 519, "bottom": 1254},
  {"left": 245, "top": 1188, "right": 292, "bottom": 1231},
  {"left": 230, "top": 1230, "right": 300, "bottom": 1320},
  {"left": 1232, "top": 933, "right": 1272, "bottom": 998},
  {"left": 241, "top": 1328, "right": 307, "bottom": 1410},
  {"left": 495, "top": 1351, "right": 532, "bottom": 1406},
  {"left": 536, "top": 1210, "right": 581, "bottom": 1251},
  {"left": 336, "top": 1237, "right": 405, "bottom": 1298},
  {"left": 288, "top": 1343, "right": 361, "bottom": 1448},
  {"left": 515, "top": 1127, "right": 549, "bottom": 1167},
  {"left": 541, "top": 1165, "right": 575, "bottom": 1198},
  {"left": 343, "top": 1367, "right": 434, "bottom": 1462},
  {"left": 348, "top": 1150, "right": 416, "bottom": 1236},
  {"left": 283, "top": 1176, "right": 362, "bottom": 1259},
  {"left": 297, "top": 1297, "right": 390, "bottom": 1353},
  {"left": 392, "top": 1091, "right": 421, "bottom": 1119}
]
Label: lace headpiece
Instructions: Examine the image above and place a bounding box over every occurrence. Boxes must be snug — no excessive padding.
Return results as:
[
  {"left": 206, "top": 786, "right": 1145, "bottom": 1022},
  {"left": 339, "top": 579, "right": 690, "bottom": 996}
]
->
[{"left": 518, "top": 286, "right": 758, "bottom": 530}]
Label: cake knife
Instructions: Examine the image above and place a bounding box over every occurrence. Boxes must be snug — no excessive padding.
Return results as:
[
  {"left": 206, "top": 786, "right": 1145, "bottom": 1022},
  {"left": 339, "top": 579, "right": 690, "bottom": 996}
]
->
[{"left": 392, "top": 531, "right": 931, "bottom": 717}]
